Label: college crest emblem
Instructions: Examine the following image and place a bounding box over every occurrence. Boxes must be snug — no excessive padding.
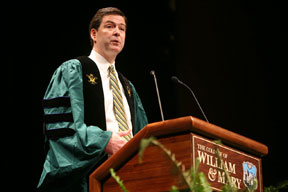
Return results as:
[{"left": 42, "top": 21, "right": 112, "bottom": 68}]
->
[
  {"left": 243, "top": 161, "right": 258, "bottom": 191},
  {"left": 126, "top": 85, "right": 132, "bottom": 97},
  {"left": 86, "top": 73, "right": 98, "bottom": 85}
]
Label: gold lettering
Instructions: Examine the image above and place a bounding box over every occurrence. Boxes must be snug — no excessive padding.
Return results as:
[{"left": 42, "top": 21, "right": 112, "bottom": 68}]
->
[
  {"left": 231, "top": 176, "right": 242, "bottom": 189},
  {"left": 208, "top": 168, "right": 217, "bottom": 181},
  {"left": 229, "top": 162, "right": 236, "bottom": 174},
  {"left": 197, "top": 151, "right": 236, "bottom": 175},
  {"left": 197, "top": 144, "right": 206, "bottom": 151},
  {"left": 224, "top": 161, "right": 228, "bottom": 172},
  {"left": 197, "top": 150, "right": 207, "bottom": 164},
  {"left": 217, "top": 171, "right": 226, "bottom": 184}
]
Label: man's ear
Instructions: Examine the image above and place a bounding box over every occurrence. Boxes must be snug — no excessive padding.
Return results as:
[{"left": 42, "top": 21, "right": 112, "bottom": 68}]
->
[{"left": 90, "top": 28, "right": 97, "bottom": 43}]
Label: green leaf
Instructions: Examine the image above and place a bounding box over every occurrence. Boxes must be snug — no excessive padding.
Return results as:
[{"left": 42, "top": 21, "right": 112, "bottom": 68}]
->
[
  {"left": 213, "top": 140, "right": 222, "bottom": 145},
  {"left": 264, "top": 180, "right": 288, "bottom": 192},
  {"left": 109, "top": 168, "right": 129, "bottom": 192},
  {"left": 138, "top": 137, "right": 156, "bottom": 163},
  {"left": 170, "top": 185, "right": 180, "bottom": 192},
  {"left": 198, "top": 172, "right": 213, "bottom": 192}
]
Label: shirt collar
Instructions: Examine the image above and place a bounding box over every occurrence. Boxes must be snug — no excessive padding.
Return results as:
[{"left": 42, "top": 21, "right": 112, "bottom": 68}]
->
[{"left": 88, "top": 50, "right": 116, "bottom": 73}]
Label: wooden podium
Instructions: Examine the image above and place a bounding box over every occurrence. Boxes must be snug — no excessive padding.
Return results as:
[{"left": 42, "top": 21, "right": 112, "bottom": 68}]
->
[{"left": 89, "top": 116, "right": 268, "bottom": 192}]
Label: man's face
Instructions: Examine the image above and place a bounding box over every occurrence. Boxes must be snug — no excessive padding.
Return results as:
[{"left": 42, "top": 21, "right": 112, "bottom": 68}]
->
[{"left": 92, "top": 15, "right": 126, "bottom": 59}]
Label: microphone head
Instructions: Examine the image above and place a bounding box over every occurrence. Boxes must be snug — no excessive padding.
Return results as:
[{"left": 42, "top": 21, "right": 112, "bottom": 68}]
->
[
  {"left": 150, "top": 70, "right": 155, "bottom": 76},
  {"left": 171, "top": 76, "right": 179, "bottom": 83}
]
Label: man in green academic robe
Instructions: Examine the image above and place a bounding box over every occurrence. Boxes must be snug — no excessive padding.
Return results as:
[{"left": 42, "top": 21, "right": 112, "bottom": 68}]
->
[{"left": 37, "top": 7, "right": 148, "bottom": 192}]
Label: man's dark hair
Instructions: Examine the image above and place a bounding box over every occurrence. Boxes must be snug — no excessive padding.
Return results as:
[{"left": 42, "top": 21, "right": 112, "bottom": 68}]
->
[{"left": 89, "top": 7, "right": 127, "bottom": 46}]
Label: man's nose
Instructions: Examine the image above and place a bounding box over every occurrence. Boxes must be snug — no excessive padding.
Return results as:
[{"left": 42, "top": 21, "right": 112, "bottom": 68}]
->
[{"left": 113, "top": 28, "right": 120, "bottom": 36}]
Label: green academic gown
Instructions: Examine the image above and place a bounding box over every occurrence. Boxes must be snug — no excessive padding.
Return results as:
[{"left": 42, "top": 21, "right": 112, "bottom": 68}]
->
[{"left": 37, "top": 57, "right": 148, "bottom": 192}]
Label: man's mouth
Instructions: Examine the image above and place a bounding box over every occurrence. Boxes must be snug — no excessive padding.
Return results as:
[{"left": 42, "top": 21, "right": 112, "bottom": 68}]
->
[{"left": 111, "top": 40, "right": 120, "bottom": 44}]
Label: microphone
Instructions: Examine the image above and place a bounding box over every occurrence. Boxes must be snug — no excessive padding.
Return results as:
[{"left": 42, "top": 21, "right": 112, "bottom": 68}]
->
[
  {"left": 171, "top": 76, "right": 209, "bottom": 123},
  {"left": 150, "top": 70, "right": 165, "bottom": 121}
]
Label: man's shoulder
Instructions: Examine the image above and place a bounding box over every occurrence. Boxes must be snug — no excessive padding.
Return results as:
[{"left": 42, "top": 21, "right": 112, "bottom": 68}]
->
[
  {"left": 61, "top": 58, "right": 82, "bottom": 68},
  {"left": 53, "top": 58, "right": 83, "bottom": 74}
]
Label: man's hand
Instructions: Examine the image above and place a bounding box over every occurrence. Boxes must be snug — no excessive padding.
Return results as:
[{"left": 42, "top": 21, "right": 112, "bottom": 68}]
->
[{"left": 104, "top": 129, "right": 132, "bottom": 155}]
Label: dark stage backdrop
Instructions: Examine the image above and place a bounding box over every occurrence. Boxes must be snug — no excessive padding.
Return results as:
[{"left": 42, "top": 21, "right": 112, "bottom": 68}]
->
[{"left": 7, "top": 0, "right": 284, "bottom": 191}]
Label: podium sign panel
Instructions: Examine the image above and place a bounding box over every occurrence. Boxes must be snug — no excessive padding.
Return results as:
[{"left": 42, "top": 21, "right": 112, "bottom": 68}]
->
[{"left": 193, "top": 135, "right": 262, "bottom": 191}]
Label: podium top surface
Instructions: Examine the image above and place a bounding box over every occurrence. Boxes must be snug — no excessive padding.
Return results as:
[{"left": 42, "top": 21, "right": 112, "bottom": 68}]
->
[{"left": 144, "top": 116, "right": 267, "bottom": 156}]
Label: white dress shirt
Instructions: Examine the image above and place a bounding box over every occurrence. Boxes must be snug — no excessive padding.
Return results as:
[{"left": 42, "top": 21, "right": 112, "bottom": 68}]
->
[{"left": 89, "top": 50, "right": 133, "bottom": 135}]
